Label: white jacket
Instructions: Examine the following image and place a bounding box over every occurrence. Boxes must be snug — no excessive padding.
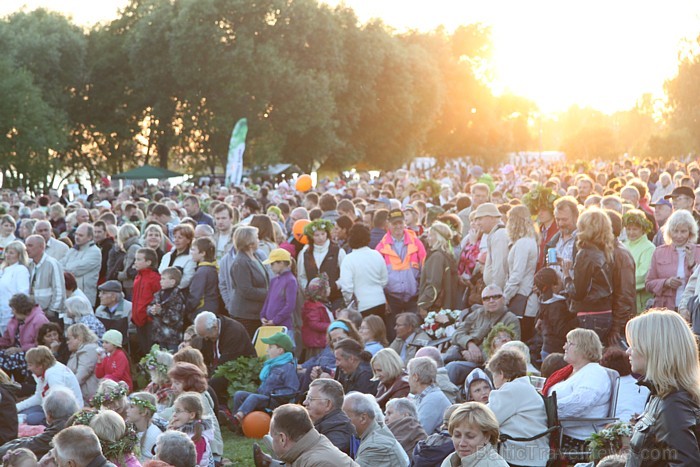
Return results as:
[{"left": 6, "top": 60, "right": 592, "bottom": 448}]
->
[
  {"left": 337, "top": 247, "right": 387, "bottom": 311},
  {"left": 45, "top": 238, "right": 69, "bottom": 261},
  {"left": 504, "top": 236, "right": 538, "bottom": 317},
  {"left": 60, "top": 242, "right": 101, "bottom": 305},
  {"left": 488, "top": 376, "right": 549, "bottom": 466},
  {"left": 158, "top": 250, "right": 196, "bottom": 289},
  {"left": 484, "top": 225, "right": 508, "bottom": 290},
  {"left": 17, "top": 361, "right": 84, "bottom": 413},
  {"left": 0, "top": 263, "right": 30, "bottom": 332}
]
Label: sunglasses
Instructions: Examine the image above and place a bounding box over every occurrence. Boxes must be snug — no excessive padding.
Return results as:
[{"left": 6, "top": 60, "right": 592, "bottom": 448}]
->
[{"left": 482, "top": 294, "right": 503, "bottom": 302}]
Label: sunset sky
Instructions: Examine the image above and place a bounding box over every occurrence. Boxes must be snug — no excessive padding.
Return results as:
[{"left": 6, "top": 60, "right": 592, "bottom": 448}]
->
[{"left": 3, "top": 0, "right": 700, "bottom": 114}]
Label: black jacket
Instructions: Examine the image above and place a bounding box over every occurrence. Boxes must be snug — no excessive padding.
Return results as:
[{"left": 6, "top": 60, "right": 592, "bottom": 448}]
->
[
  {"left": 566, "top": 245, "right": 613, "bottom": 313},
  {"left": 0, "top": 416, "right": 69, "bottom": 458},
  {"left": 201, "top": 316, "right": 256, "bottom": 374},
  {"left": 628, "top": 381, "right": 700, "bottom": 467},
  {"left": 410, "top": 431, "right": 454, "bottom": 467},
  {"left": 335, "top": 361, "right": 378, "bottom": 395},
  {"left": 0, "top": 384, "right": 17, "bottom": 446},
  {"left": 314, "top": 408, "right": 356, "bottom": 455}
]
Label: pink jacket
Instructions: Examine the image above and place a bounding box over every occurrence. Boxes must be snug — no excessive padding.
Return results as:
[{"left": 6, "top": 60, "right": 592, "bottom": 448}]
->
[
  {"left": 645, "top": 244, "right": 700, "bottom": 309},
  {"left": 301, "top": 300, "right": 331, "bottom": 348},
  {"left": 0, "top": 305, "right": 48, "bottom": 351}
]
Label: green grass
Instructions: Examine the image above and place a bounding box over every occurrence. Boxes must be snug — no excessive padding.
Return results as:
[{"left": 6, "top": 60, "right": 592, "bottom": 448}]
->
[{"left": 222, "top": 429, "right": 258, "bottom": 466}]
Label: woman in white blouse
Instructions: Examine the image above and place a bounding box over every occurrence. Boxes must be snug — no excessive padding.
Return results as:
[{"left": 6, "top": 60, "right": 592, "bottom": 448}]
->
[
  {"left": 546, "top": 328, "right": 611, "bottom": 453},
  {"left": 0, "top": 241, "right": 30, "bottom": 333}
]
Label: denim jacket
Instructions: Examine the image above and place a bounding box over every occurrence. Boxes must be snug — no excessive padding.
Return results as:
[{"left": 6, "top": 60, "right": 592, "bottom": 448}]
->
[{"left": 258, "top": 361, "right": 300, "bottom": 397}]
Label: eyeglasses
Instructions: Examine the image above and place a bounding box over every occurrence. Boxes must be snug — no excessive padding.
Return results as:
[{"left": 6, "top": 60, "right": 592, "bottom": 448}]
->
[
  {"left": 304, "top": 397, "right": 329, "bottom": 404},
  {"left": 482, "top": 294, "right": 503, "bottom": 302}
]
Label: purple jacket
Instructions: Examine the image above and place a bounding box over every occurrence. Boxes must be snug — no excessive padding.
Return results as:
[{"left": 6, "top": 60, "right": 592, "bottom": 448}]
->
[
  {"left": 260, "top": 270, "right": 297, "bottom": 330},
  {"left": 0, "top": 305, "right": 49, "bottom": 351}
]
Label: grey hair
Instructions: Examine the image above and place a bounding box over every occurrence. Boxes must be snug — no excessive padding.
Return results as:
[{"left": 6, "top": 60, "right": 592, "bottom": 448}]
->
[
  {"left": 344, "top": 392, "right": 376, "bottom": 420},
  {"left": 601, "top": 195, "right": 623, "bottom": 214},
  {"left": 414, "top": 346, "right": 445, "bottom": 368},
  {"left": 53, "top": 426, "right": 102, "bottom": 465},
  {"left": 664, "top": 209, "right": 698, "bottom": 245},
  {"left": 407, "top": 356, "right": 437, "bottom": 385},
  {"left": 65, "top": 295, "right": 94, "bottom": 318},
  {"left": 386, "top": 397, "right": 418, "bottom": 418},
  {"left": 156, "top": 431, "right": 197, "bottom": 467},
  {"left": 43, "top": 387, "right": 80, "bottom": 420},
  {"left": 194, "top": 224, "right": 214, "bottom": 237},
  {"left": 194, "top": 311, "right": 218, "bottom": 331},
  {"left": 481, "top": 284, "right": 504, "bottom": 298}
]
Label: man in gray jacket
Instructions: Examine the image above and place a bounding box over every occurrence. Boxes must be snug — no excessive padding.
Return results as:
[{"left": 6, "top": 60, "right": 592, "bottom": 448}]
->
[
  {"left": 25, "top": 235, "right": 65, "bottom": 322},
  {"left": 60, "top": 223, "right": 102, "bottom": 305}
]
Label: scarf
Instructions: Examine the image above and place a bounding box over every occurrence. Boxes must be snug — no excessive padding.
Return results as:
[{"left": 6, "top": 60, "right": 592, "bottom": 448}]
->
[
  {"left": 259, "top": 352, "right": 294, "bottom": 382},
  {"left": 543, "top": 364, "right": 573, "bottom": 396}
]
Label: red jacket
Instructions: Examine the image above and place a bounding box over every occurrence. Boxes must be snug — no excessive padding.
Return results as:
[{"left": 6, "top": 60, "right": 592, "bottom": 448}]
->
[
  {"left": 95, "top": 348, "right": 133, "bottom": 390},
  {"left": 301, "top": 301, "right": 331, "bottom": 348},
  {"left": 132, "top": 268, "right": 161, "bottom": 327}
]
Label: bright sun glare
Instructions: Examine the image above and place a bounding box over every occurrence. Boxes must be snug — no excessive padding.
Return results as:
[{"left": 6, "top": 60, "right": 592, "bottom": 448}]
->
[{"left": 3, "top": 0, "right": 700, "bottom": 115}]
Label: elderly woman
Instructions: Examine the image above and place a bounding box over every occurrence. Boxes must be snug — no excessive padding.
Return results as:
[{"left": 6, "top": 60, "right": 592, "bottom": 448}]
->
[
  {"left": 487, "top": 349, "right": 548, "bottom": 467},
  {"left": 408, "top": 357, "right": 451, "bottom": 435},
  {"left": 65, "top": 296, "right": 105, "bottom": 339},
  {"left": 371, "top": 348, "right": 409, "bottom": 409},
  {"left": 626, "top": 309, "right": 700, "bottom": 465},
  {"left": 646, "top": 209, "right": 700, "bottom": 310},
  {"left": 0, "top": 293, "right": 49, "bottom": 382},
  {"left": 543, "top": 328, "right": 611, "bottom": 453},
  {"left": 332, "top": 338, "right": 377, "bottom": 395},
  {"left": 226, "top": 226, "right": 269, "bottom": 338},
  {"left": 504, "top": 205, "right": 539, "bottom": 341},
  {"left": 650, "top": 171, "right": 674, "bottom": 204},
  {"left": 563, "top": 208, "right": 615, "bottom": 343},
  {"left": 440, "top": 403, "right": 508, "bottom": 467},
  {"left": 418, "top": 222, "right": 459, "bottom": 316},
  {"left": 385, "top": 398, "right": 427, "bottom": 462},
  {"left": 0, "top": 241, "right": 30, "bottom": 334},
  {"left": 66, "top": 323, "right": 100, "bottom": 404},
  {"left": 158, "top": 224, "right": 196, "bottom": 289},
  {"left": 622, "top": 209, "right": 656, "bottom": 312},
  {"left": 17, "top": 345, "right": 83, "bottom": 425},
  {"left": 298, "top": 219, "right": 347, "bottom": 311}
]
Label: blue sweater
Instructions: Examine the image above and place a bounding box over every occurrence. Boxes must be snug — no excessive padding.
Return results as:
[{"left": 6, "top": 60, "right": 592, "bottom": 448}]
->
[{"left": 260, "top": 270, "right": 297, "bottom": 330}]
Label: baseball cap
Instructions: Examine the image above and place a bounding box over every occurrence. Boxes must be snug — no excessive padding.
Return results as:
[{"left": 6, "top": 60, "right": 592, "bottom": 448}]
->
[
  {"left": 664, "top": 186, "right": 695, "bottom": 200},
  {"left": 388, "top": 209, "right": 405, "bottom": 223},
  {"left": 651, "top": 199, "right": 672, "bottom": 209},
  {"left": 262, "top": 248, "right": 292, "bottom": 265},
  {"left": 261, "top": 332, "right": 294, "bottom": 353}
]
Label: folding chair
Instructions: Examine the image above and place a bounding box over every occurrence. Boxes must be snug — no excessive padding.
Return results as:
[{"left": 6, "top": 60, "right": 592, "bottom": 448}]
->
[
  {"left": 251, "top": 325, "right": 288, "bottom": 358},
  {"left": 558, "top": 368, "right": 621, "bottom": 461}
]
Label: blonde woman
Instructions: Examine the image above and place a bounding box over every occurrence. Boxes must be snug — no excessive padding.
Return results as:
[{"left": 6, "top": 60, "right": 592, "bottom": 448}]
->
[
  {"left": 503, "top": 205, "right": 538, "bottom": 341},
  {"left": 563, "top": 208, "right": 615, "bottom": 343},
  {"left": 0, "top": 241, "right": 30, "bottom": 333},
  {"left": 115, "top": 223, "right": 142, "bottom": 298},
  {"left": 417, "top": 222, "right": 459, "bottom": 316},
  {"left": 626, "top": 309, "right": 700, "bottom": 465},
  {"left": 66, "top": 323, "right": 100, "bottom": 403},
  {"left": 440, "top": 402, "right": 508, "bottom": 467}
]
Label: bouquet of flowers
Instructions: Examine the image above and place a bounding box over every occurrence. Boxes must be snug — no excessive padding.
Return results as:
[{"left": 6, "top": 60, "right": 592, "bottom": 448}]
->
[
  {"left": 421, "top": 309, "right": 461, "bottom": 339},
  {"left": 586, "top": 422, "right": 633, "bottom": 461}
]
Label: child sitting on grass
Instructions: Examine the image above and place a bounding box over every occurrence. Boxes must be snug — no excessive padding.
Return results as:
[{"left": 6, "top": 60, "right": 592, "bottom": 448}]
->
[{"left": 168, "top": 392, "right": 214, "bottom": 467}]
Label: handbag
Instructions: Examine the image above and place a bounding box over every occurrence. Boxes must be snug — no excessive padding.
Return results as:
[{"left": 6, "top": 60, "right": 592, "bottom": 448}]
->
[{"left": 508, "top": 293, "right": 532, "bottom": 317}]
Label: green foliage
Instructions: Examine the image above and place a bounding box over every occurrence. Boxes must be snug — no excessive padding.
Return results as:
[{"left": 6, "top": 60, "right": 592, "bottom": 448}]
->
[
  {"left": 213, "top": 356, "right": 265, "bottom": 398},
  {"left": 522, "top": 185, "right": 559, "bottom": 215},
  {"left": 586, "top": 422, "right": 632, "bottom": 462}
]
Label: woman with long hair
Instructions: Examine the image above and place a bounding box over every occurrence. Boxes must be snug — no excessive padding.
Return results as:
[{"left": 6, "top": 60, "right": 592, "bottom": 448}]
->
[
  {"left": 626, "top": 309, "right": 700, "bottom": 465},
  {"left": 249, "top": 214, "right": 278, "bottom": 258},
  {"left": 417, "top": 222, "right": 459, "bottom": 316},
  {"left": 563, "top": 208, "right": 615, "bottom": 343},
  {"left": 503, "top": 205, "right": 539, "bottom": 341},
  {"left": 0, "top": 241, "right": 30, "bottom": 334}
]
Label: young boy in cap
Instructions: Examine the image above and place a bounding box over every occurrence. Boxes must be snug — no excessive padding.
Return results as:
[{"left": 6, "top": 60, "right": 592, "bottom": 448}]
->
[
  {"left": 260, "top": 248, "right": 298, "bottom": 343},
  {"left": 95, "top": 329, "right": 133, "bottom": 390},
  {"left": 230, "top": 332, "right": 300, "bottom": 427}
]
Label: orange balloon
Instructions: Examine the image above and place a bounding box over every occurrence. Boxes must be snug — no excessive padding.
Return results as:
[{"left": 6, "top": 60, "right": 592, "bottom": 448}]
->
[
  {"left": 295, "top": 174, "right": 313, "bottom": 192},
  {"left": 293, "top": 219, "right": 310, "bottom": 244},
  {"left": 242, "top": 411, "right": 271, "bottom": 439}
]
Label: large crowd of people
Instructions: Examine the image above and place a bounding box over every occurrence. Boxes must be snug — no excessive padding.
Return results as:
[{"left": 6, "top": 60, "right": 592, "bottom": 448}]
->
[{"left": 0, "top": 156, "right": 699, "bottom": 466}]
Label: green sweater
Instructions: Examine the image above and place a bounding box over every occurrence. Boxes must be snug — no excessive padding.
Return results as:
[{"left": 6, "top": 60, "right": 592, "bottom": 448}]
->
[{"left": 623, "top": 235, "right": 655, "bottom": 313}]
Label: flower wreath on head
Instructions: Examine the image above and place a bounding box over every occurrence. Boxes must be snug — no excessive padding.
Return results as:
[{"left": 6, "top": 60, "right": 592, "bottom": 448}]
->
[
  {"left": 303, "top": 219, "right": 334, "bottom": 238},
  {"left": 128, "top": 396, "right": 157, "bottom": 414},
  {"left": 89, "top": 383, "right": 128, "bottom": 409},
  {"left": 622, "top": 210, "right": 653, "bottom": 234},
  {"left": 71, "top": 409, "right": 139, "bottom": 461},
  {"left": 522, "top": 185, "right": 559, "bottom": 216},
  {"left": 139, "top": 344, "right": 170, "bottom": 377}
]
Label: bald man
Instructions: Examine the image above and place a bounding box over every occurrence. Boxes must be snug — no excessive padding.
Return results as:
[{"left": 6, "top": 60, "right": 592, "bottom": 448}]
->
[{"left": 33, "top": 220, "right": 68, "bottom": 261}]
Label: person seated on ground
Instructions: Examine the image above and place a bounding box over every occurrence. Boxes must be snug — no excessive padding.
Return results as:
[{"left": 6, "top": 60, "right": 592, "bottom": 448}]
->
[
  {"left": 257, "top": 404, "right": 358, "bottom": 467},
  {"left": 1, "top": 448, "right": 37, "bottom": 467},
  {"left": 600, "top": 347, "right": 649, "bottom": 423},
  {"left": 540, "top": 353, "right": 566, "bottom": 379},
  {"left": 17, "top": 346, "right": 83, "bottom": 426},
  {"left": 150, "top": 431, "right": 197, "bottom": 467},
  {"left": 501, "top": 340, "right": 540, "bottom": 376},
  {"left": 91, "top": 380, "right": 130, "bottom": 419},
  {"left": 385, "top": 398, "right": 427, "bottom": 462},
  {"left": 66, "top": 323, "right": 100, "bottom": 404},
  {"left": 534, "top": 267, "right": 577, "bottom": 361},
  {"left": 486, "top": 349, "right": 549, "bottom": 467},
  {"left": 94, "top": 329, "right": 133, "bottom": 391},
  {"left": 542, "top": 328, "right": 612, "bottom": 454},
  {"left": 143, "top": 347, "right": 175, "bottom": 412},
  {"left": 64, "top": 295, "right": 106, "bottom": 340},
  {"left": 331, "top": 338, "right": 378, "bottom": 395},
  {"left": 359, "top": 315, "right": 388, "bottom": 356},
  {"left": 230, "top": 332, "right": 299, "bottom": 428},
  {"left": 51, "top": 425, "right": 117, "bottom": 467},
  {"left": 408, "top": 357, "right": 451, "bottom": 435},
  {"left": 445, "top": 285, "right": 520, "bottom": 387},
  {"left": 0, "top": 387, "right": 80, "bottom": 458},
  {"left": 87, "top": 410, "right": 141, "bottom": 467},
  {"left": 440, "top": 402, "right": 508, "bottom": 467},
  {"left": 410, "top": 404, "right": 459, "bottom": 467},
  {"left": 126, "top": 392, "right": 162, "bottom": 464},
  {"left": 168, "top": 393, "right": 214, "bottom": 467},
  {"left": 342, "top": 393, "right": 408, "bottom": 466},
  {"left": 0, "top": 293, "right": 49, "bottom": 384},
  {"left": 414, "top": 347, "right": 459, "bottom": 403},
  {"left": 464, "top": 368, "right": 493, "bottom": 403},
  {"left": 302, "top": 319, "right": 361, "bottom": 391},
  {"left": 37, "top": 323, "right": 69, "bottom": 364},
  {"left": 302, "top": 378, "right": 355, "bottom": 456},
  {"left": 389, "top": 313, "right": 430, "bottom": 367},
  {"left": 482, "top": 322, "right": 517, "bottom": 361},
  {"left": 0, "top": 370, "right": 18, "bottom": 446},
  {"left": 371, "top": 348, "right": 409, "bottom": 410},
  {"left": 336, "top": 308, "right": 362, "bottom": 332}
]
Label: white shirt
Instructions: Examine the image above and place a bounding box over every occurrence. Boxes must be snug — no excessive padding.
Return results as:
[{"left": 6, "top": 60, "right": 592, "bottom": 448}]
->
[
  {"left": 17, "top": 361, "right": 84, "bottom": 413},
  {"left": 337, "top": 246, "right": 387, "bottom": 311},
  {"left": 0, "top": 262, "right": 30, "bottom": 333}
]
